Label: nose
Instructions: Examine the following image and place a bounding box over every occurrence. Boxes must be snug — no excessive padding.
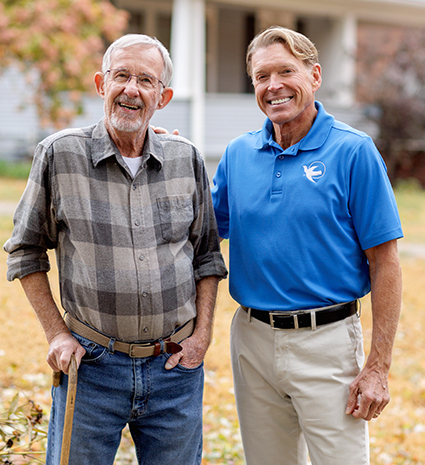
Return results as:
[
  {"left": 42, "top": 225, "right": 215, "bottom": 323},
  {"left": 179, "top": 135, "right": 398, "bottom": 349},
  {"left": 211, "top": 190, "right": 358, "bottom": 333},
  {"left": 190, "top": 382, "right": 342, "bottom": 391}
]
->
[
  {"left": 268, "top": 74, "right": 284, "bottom": 91},
  {"left": 123, "top": 75, "right": 140, "bottom": 97}
]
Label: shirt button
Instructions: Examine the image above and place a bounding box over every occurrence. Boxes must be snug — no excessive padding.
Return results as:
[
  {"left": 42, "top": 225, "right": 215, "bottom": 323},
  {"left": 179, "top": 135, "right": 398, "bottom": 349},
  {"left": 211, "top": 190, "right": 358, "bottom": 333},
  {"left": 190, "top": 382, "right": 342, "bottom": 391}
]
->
[
  {"left": 132, "top": 184, "right": 137, "bottom": 190},
  {"left": 142, "top": 292, "right": 148, "bottom": 297},
  {"left": 134, "top": 220, "right": 140, "bottom": 226},
  {"left": 278, "top": 155, "right": 285, "bottom": 160},
  {"left": 143, "top": 327, "right": 148, "bottom": 333},
  {"left": 139, "top": 254, "right": 144, "bottom": 261},
  {"left": 276, "top": 171, "right": 282, "bottom": 178}
]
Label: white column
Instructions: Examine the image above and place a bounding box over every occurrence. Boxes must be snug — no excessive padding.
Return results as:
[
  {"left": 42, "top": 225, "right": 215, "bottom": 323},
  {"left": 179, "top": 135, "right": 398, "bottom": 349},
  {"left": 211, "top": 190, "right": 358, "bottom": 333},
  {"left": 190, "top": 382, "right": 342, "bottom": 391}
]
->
[
  {"left": 190, "top": 0, "right": 205, "bottom": 153},
  {"left": 171, "top": 0, "right": 192, "bottom": 98},
  {"left": 318, "top": 15, "right": 357, "bottom": 106},
  {"left": 337, "top": 15, "right": 357, "bottom": 106},
  {"left": 171, "top": 0, "right": 206, "bottom": 153}
]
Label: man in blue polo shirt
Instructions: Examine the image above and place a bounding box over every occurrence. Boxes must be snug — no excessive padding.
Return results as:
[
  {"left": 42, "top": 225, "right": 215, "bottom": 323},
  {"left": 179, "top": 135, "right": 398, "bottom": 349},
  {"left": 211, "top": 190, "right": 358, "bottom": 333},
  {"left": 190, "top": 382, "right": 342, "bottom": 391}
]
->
[{"left": 212, "top": 26, "right": 403, "bottom": 465}]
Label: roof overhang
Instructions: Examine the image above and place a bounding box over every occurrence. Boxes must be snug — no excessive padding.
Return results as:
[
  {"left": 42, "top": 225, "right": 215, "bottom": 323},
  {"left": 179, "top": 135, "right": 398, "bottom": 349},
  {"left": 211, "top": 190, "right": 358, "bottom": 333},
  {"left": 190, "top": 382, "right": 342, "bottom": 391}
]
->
[{"left": 214, "top": 0, "right": 425, "bottom": 28}]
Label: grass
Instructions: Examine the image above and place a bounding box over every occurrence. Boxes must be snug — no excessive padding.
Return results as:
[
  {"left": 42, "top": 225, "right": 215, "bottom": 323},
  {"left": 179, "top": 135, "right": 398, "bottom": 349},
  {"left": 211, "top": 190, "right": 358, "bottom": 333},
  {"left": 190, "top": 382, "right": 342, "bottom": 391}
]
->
[
  {"left": 0, "top": 161, "right": 32, "bottom": 180},
  {"left": 1, "top": 175, "right": 425, "bottom": 464}
]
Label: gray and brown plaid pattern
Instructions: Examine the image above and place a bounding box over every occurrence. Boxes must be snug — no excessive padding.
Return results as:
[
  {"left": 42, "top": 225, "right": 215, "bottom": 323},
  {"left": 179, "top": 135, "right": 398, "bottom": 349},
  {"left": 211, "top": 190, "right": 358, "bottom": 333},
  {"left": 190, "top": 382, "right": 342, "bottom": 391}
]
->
[{"left": 5, "top": 120, "right": 227, "bottom": 342}]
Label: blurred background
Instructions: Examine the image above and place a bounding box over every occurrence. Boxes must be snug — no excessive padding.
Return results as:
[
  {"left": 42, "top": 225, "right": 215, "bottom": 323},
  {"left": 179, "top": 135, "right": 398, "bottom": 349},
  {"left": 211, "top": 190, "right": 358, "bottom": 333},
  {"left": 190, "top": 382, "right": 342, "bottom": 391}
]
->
[
  {"left": 1, "top": 2, "right": 425, "bottom": 464},
  {"left": 1, "top": 0, "right": 425, "bottom": 184}
]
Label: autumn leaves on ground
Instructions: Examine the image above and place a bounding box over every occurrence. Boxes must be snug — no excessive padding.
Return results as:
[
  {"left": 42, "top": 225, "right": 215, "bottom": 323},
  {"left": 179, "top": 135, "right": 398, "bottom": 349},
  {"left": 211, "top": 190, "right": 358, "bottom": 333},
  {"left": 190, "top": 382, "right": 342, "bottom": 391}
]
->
[{"left": 1, "top": 178, "right": 425, "bottom": 464}]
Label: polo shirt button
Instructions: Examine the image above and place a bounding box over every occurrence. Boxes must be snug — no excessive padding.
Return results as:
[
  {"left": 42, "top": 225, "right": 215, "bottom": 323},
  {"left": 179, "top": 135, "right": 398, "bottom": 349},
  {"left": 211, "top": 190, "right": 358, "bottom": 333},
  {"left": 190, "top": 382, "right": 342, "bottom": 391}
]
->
[
  {"left": 276, "top": 171, "right": 282, "bottom": 178},
  {"left": 278, "top": 155, "right": 285, "bottom": 160}
]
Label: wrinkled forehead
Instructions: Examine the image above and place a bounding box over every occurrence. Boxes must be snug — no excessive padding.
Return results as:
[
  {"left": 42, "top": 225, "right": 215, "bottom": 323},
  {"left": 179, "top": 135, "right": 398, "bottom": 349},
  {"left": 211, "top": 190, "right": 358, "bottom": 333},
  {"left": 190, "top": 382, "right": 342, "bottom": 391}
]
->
[
  {"left": 110, "top": 44, "right": 164, "bottom": 73},
  {"left": 251, "top": 43, "right": 303, "bottom": 70}
]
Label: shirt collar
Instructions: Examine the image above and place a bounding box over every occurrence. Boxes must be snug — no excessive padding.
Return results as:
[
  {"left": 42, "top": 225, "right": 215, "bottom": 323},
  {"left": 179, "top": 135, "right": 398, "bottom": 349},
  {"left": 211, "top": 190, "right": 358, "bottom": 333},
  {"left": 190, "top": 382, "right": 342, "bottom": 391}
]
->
[
  {"left": 255, "top": 101, "right": 335, "bottom": 155},
  {"left": 91, "top": 119, "right": 163, "bottom": 170}
]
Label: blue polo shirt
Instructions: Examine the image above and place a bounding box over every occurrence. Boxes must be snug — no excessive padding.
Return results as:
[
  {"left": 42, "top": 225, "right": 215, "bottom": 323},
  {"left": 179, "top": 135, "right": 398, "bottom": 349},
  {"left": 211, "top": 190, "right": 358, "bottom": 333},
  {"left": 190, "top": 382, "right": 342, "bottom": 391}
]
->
[{"left": 212, "top": 101, "right": 403, "bottom": 311}]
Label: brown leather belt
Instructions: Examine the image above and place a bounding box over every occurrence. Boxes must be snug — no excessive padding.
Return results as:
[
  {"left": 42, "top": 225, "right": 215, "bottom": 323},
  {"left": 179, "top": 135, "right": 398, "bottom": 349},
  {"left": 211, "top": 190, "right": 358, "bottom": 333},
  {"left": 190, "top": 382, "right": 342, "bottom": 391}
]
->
[
  {"left": 65, "top": 313, "right": 194, "bottom": 358},
  {"left": 241, "top": 300, "right": 358, "bottom": 331}
]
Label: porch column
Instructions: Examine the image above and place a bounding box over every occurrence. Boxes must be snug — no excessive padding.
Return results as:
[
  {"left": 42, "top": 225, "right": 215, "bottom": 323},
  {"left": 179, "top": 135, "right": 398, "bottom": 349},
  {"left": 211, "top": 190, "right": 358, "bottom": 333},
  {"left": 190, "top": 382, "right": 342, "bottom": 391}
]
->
[
  {"left": 339, "top": 15, "right": 357, "bottom": 106},
  {"left": 319, "top": 15, "right": 357, "bottom": 106},
  {"left": 171, "top": 0, "right": 206, "bottom": 152}
]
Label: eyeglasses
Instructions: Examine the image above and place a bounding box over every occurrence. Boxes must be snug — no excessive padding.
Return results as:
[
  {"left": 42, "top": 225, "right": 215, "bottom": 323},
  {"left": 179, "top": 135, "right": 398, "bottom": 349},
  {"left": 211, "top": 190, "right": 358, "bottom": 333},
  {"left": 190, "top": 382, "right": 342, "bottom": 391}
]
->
[{"left": 105, "top": 69, "right": 165, "bottom": 90}]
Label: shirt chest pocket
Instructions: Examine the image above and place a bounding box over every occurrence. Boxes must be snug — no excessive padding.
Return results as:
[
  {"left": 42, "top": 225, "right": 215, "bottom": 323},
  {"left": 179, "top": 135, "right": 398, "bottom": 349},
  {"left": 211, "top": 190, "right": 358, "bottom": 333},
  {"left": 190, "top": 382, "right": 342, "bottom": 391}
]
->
[{"left": 157, "top": 195, "right": 194, "bottom": 243}]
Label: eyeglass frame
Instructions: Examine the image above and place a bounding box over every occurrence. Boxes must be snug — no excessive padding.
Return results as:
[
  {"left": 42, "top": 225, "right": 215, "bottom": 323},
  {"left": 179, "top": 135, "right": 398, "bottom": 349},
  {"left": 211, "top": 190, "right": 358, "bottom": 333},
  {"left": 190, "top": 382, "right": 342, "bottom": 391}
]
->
[{"left": 105, "top": 68, "right": 166, "bottom": 90}]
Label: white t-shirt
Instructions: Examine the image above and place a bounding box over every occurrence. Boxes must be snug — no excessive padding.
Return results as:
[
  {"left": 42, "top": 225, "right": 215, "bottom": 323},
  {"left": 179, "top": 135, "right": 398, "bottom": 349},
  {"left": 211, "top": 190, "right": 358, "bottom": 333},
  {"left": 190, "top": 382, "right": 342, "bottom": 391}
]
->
[{"left": 123, "top": 156, "right": 143, "bottom": 177}]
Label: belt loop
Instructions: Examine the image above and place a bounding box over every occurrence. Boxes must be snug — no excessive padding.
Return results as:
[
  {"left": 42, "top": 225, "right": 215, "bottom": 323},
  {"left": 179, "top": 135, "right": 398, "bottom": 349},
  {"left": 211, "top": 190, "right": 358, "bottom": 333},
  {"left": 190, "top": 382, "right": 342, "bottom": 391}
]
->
[
  {"left": 153, "top": 340, "right": 166, "bottom": 357},
  {"left": 108, "top": 338, "right": 115, "bottom": 354},
  {"left": 293, "top": 314, "right": 299, "bottom": 330},
  {"left": 246, "top": 307, "right": 252, "bottom": 323},
  {"left": 310, "top": 311, "right": 317, "bottom": 331},
  {"left": 356, "top": 300, "right": 361, "bottom": 318}
]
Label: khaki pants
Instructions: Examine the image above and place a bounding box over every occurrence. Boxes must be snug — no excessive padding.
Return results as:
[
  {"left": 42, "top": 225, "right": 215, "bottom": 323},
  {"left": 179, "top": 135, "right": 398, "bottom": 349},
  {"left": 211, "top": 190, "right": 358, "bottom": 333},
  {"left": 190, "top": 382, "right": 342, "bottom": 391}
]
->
[{"left": 230, "top": 307, "right": 369, "bottom": 465}]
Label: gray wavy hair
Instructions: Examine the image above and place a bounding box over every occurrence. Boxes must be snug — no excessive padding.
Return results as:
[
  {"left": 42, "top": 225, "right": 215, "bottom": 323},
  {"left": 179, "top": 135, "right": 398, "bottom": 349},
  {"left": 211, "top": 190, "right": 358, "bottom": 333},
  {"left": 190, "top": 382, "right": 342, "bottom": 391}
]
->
[{"left": 102, "top": 34, "right": 173, "bottom": 87}]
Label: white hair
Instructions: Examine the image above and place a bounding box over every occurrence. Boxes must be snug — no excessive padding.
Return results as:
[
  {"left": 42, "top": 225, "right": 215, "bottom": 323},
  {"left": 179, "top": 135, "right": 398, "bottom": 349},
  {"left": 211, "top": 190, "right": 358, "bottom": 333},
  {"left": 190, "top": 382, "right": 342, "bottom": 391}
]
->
[{"left": 102, "top": 34, "right": 173, "bottom": 86}]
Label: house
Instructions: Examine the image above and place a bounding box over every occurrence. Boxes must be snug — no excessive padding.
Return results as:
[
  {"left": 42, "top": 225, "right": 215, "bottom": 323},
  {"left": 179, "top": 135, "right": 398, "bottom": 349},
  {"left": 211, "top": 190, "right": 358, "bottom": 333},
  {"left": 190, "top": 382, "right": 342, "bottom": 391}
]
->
[{"left": 1, "top": 0, "right": 425, "bottom": 176}]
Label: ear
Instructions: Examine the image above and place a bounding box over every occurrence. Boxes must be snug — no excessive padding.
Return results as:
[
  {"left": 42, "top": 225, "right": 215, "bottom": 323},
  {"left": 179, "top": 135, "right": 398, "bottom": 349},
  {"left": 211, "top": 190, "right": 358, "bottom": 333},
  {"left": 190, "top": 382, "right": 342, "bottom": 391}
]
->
[
  {"left": 94, "top": 72, "right": 106, "bottom": 99},
  {"left": 311, "top": 64, "right": 322, "bottom": 92},
  {"left": 157, "top": 87, "right": 174, "bottom": 110}
]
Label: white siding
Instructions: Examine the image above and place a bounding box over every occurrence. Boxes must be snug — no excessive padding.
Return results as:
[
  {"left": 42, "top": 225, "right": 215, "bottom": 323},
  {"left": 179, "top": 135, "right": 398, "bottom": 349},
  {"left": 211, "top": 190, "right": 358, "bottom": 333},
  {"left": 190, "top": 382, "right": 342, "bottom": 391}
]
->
[{"left": 0, "top": 67, "right": 39, "bottom": 160}]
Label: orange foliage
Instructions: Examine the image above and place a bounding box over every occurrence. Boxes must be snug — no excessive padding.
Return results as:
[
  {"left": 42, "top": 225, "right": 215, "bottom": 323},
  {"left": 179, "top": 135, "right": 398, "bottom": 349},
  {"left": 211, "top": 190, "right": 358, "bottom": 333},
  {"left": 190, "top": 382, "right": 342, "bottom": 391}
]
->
[{"left": 0, "top": 0, "right": 129, "bottom": 128}]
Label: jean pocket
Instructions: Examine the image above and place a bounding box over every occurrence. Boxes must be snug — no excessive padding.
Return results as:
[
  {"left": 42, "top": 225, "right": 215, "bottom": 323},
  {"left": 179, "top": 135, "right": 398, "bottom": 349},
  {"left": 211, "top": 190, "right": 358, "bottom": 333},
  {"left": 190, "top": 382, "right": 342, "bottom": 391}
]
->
[
  {"left": 157, "top": 195, "right": 193, "bottom": 242},
  {"left": 164, "top": 353, "right": 204, "bottom": 373},
  {"left": 71, "top": 331, "right": 109, "bottom": 364}
]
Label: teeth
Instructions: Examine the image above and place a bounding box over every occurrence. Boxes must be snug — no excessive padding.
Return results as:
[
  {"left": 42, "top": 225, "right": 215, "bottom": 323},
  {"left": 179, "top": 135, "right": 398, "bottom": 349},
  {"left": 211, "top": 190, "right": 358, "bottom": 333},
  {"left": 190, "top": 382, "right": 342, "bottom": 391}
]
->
[
  {"left": 119, "top": 102, "right": 140, "bottom": 110},
  {"left": 271, "top": 97, "right": 291, "bottom": 105}
]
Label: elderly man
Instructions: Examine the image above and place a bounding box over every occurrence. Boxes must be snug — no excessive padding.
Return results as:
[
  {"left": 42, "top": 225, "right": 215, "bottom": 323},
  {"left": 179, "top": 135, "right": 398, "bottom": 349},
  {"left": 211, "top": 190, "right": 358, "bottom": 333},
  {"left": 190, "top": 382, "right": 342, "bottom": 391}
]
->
[
  {"left": 212, "top": 26, "right": 403, "bottom": 465},
  {"left": 4, "top": 34, "right": 227, "bottom": 465}
]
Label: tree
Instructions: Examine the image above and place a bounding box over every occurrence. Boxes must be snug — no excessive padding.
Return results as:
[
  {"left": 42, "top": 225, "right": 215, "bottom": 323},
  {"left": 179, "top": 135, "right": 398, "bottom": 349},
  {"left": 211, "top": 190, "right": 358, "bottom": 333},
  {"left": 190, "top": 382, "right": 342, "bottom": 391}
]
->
[
  {"left": 356, "top": 23, "right": 425, "bottom": 184},
  {"left": 0, "top": 0, "right": 128, "bottom": 128}
]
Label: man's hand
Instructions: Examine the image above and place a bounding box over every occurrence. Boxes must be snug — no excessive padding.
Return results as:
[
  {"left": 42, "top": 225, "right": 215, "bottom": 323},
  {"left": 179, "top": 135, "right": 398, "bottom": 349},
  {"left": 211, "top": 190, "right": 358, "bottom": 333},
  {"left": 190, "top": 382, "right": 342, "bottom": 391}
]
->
[
  {"left": 48, "top": 331, "right": 86, "bottom": 374},
  {"left": 346, "top": 239, "right": 401, "bottom": 421},
  {"left": 164, "top": 334, "right": 207, "bottom": 370},
  {"left": 164, "top": 276, "right": 220, "bottom": 370},
  {"left": 151, "top": 125, "right": 179, "bottom": 135},
  {"left": 345, "top": 368, "right": 390, "bottom": 421}
]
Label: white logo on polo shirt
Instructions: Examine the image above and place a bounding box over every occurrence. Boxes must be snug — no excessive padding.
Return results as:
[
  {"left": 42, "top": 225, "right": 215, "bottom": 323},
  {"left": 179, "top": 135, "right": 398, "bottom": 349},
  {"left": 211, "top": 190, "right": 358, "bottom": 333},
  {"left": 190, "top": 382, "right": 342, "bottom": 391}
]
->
[{"left": 303, "top": 161, "right": 326, "bottom": 183}]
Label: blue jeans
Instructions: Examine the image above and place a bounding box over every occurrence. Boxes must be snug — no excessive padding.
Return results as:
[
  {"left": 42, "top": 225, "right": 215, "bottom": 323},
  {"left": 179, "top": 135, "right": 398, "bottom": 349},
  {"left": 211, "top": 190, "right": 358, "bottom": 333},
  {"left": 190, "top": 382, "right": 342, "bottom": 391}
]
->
[{"left": 46, "top": 331, "right": 204, "bottom": 465}]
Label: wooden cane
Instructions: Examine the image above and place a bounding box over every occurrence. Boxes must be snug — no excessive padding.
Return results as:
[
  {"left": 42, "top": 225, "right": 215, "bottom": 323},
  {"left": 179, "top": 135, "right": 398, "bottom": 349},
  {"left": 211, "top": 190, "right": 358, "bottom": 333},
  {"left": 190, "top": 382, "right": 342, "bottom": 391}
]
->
[{"left": 56, "top": 354, "right": 78, "bottom": 465}]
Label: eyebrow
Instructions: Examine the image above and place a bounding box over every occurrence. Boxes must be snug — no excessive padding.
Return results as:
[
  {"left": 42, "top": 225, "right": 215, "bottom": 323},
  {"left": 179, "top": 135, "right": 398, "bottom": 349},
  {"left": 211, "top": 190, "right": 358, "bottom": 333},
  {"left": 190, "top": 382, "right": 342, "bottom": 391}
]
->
[{"left": 253, "top": 63, "right": 296, "bottom": 75}]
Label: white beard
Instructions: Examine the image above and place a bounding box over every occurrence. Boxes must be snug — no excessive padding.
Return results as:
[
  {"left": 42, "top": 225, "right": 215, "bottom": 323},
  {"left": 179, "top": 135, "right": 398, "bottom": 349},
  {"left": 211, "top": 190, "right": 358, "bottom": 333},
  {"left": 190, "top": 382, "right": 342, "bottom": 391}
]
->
[
  {"left": 110, "top": 113, "right": 144, "bottom": 133},
  {"left": 105, "top": 100, "right": 144, "bottom": 133}
]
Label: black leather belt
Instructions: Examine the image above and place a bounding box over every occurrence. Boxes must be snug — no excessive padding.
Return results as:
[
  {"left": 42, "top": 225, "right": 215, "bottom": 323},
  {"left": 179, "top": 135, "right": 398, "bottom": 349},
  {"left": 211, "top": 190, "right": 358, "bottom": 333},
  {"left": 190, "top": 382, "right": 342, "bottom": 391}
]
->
[{"left": 241, "top": 300, "right": 358, "bottom": 330}]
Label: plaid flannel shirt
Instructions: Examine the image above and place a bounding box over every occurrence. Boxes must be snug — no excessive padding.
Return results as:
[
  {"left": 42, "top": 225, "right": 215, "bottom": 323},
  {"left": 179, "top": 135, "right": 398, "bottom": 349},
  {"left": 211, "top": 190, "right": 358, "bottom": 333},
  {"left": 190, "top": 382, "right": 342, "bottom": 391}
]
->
[{"left": 4, "top": 120, "right": 227, "bottom": 342}]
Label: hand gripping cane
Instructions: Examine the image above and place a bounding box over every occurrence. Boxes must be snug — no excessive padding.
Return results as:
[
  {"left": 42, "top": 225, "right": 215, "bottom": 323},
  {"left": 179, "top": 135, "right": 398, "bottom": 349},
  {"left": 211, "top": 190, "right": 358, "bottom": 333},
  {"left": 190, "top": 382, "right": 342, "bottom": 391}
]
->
[{"left": 52, "top": 354, "right": 78, "bottom": 465}]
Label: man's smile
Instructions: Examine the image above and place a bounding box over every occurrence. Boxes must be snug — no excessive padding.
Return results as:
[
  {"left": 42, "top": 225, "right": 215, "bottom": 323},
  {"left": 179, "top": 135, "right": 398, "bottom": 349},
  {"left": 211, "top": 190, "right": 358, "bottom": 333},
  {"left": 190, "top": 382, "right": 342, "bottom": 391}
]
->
[
  {"left": 269, "top": 97, "right": 293, "bottom": 105},
  {"left": 118, "top": 102, "right": 141, "bottom": 111}
]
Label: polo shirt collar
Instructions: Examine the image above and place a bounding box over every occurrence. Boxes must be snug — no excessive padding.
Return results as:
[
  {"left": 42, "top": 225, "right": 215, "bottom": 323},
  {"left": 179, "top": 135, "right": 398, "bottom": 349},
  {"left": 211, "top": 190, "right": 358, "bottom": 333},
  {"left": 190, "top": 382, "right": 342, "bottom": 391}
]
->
[
  {"left": 255, "top": 101, "right": 335, "bottom": 154},
  {"left": 91, "top": 119, "right": 163, "bottom": 170}
]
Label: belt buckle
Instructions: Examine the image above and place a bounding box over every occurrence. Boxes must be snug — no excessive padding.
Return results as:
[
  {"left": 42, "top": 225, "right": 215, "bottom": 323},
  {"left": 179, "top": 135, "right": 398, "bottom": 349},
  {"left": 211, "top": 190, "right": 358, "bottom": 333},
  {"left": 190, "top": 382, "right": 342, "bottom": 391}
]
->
[
  {"left": 269, "top": 310, "right": 317, "bottom": 330},
  {"left": 269, "top": 311, "right": 300, "bottom": 330},
  {"left": 128, "top": 342, "right": 152, "bottom": 358}
]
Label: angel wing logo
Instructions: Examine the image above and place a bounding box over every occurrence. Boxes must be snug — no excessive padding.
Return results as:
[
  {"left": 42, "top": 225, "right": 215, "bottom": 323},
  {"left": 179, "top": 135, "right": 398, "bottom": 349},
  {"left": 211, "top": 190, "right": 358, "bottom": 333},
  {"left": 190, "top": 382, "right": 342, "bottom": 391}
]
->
[{"left": 303, "top": 161, "right": 326, "bottom": 183}]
